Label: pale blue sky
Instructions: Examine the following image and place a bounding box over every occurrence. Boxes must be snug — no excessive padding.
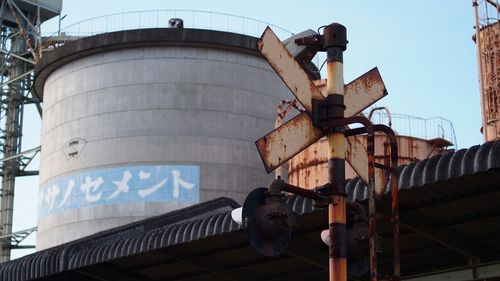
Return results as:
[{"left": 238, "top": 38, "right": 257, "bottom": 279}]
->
[{"left": 13, "top": 0, "right": 483, "bottom": 258}]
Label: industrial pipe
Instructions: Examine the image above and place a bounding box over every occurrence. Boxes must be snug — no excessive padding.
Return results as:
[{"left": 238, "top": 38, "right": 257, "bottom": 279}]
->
[
  {"left": 345, "top": 124, "right": 400, "bottom": 280},
  {"left": 368, "top": 107, "right": 392, "bottom": 128}
]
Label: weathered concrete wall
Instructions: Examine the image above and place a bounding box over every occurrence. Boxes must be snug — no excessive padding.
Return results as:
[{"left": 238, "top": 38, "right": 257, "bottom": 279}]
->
[{"left": 36, "top": 29, "right": 289, "bottom": 250}]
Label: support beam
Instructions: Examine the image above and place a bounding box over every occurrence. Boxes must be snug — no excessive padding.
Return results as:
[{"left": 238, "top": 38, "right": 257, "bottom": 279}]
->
[
  {"left": 378, "top": 215, "right": 500, "bottom": 268},
  {"left": 486, "top": 0, "right": 500, "bottom": 12},
  {"left": 76, "top": 265, "right": 148, "bottom": 281},
  {"left": 10, "top": 245, "right": 34, "bottom": 249},
  {"left": 163, "top": 249, "right": 259, "bottom": 281},
  {"left": 401, "top": 187, "right": 500, "bottom": 216},
  {"left": 403, "top": 261, "right": 500, "bottom": 281},
  {"left": 15, "top": 170, "right": 39, "bottom": 176},
  {"left": 269, "top": 269, "right": 326, "bottom": 281},
  {"left": 398, "top": 217, "right": 477, "bottom": 259},
  {"left": 285, "top": 240, "right": 328, "bottom": 270},
  {"left": 378, "top": 203, "right": 480, "bottom": 259},
  {"left": 0, "top": 70, "right": 33, "bottom": 87},
  {"left": 0, "top": 49, "right": 35, "bottom": 64},
  {"left": 0, "top": 146, "right": 40, "bottom": 162},
  {"left": 0, "top": 0, "right": 41, "bottom": 263}
]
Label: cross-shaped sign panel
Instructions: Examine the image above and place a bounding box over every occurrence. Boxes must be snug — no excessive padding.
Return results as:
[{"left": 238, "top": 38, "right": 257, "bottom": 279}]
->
[{"left": 255, "top": 27, "right": 388, "bottom": 194}]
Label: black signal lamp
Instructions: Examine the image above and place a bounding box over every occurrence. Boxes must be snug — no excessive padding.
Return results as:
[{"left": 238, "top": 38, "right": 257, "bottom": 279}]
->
[{"left": 242, "top": 187, "right": 295, "bottom": 256}]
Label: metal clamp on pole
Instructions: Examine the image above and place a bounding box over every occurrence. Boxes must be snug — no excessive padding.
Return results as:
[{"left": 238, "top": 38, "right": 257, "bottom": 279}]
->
[{"left": 312, "top": 96, "right": 347, "bottom": 131}]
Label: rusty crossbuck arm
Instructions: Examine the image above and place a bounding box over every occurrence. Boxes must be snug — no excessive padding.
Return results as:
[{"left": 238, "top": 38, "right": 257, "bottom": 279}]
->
[{"left": 255, "top": 27, "right": 388, "bottom": 194}]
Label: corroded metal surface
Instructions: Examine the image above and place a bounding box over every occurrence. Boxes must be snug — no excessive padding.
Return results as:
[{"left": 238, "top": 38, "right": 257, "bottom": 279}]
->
[
  {"left": 288, "top": 134, "right": 444, "bottom": 189},
  {"left": 325, "top": 116, "right": 377, "bottom": 281},
  {"left": 346, "top": 136, "right": 386, "bottom": 196},
  {"left": 478, "top": 21, "right": 500, "bottom": 141},
  {"left": 314, "top": 68, "right": 388, "bottom": 117},
  {"left": 274, "top": 99, "right": 303, "bottom": 179},
  {"left": 256, "top": 112, "right": 323, "bottom": 173},
  {"left": 345, "top": 140, "right": 500, "bottom": 201},
  {"left": 344, "top": 67, "right": 387, "bottom": 117},
  {"left": 323, "top": 23, "right": 348, "bottom": 281},
  {"left": 1, "top": 141, "right": 499, "bottom": 280},
  {"left": 258, "top": 26, "right": 324, "bottom": 113},
  {"left": 257, "top": 30, "right": 388, "bottom": 174},
  {"left": 256, "top": 72, "right": 388, "bottom": 174}
]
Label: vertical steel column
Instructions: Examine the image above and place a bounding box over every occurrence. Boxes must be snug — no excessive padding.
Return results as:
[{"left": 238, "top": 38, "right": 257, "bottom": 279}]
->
[
  {"left": 0, "top": 34, "right": 26, "bottom": 262},
  {"left": 324, "top": 23, "right": 348, "bottom": 281}
]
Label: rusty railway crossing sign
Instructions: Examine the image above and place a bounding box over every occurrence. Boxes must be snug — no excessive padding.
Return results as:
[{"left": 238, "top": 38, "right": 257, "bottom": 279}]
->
[{"left": 242, "top": 23, "right": 401, "bottom": 281}]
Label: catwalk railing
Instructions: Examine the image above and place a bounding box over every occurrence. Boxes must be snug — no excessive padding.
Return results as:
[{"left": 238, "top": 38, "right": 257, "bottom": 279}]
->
[{"left": 44, "top": 10, "right": 294, "bottom": 40}]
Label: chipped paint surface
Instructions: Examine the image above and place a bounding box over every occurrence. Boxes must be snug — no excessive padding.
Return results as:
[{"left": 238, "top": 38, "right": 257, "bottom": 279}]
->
[
  {"left": 344, "top": 67, "right": 387, "bottom": 116},
  {"left": 345, "top": 136, "right": 386, "bottom": 195},
  {"left": 288, "top": 134, "right": 441, "bottom": 190},
  {"left": 315, "top": 67, "right": 387, "bottom": 117},
  {"left": 256, "top": 28, "right": 388, "bottom": 176},
  {"left": 257, "top": 67, "right": 388, "bottom": 175},
  {"left": 255, "top": 112, "right": 323, "bottom": 173},
  {"left": 258, "top": 27, "right": 324, "bottom": 112}
]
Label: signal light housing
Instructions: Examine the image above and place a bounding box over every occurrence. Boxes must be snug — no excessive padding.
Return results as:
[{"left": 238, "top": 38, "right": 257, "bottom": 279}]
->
[{"left": 242, "top": 187, "right": 295, "bottom": 256}]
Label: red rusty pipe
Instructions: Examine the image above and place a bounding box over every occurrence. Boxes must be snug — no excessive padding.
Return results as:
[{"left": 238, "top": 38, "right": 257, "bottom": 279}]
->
[
  {"left": 368, "top": 107, "right": 392, "bottom": 128},
  {"left": 346, "top": 124, "right": 400, "bottom": 280}
]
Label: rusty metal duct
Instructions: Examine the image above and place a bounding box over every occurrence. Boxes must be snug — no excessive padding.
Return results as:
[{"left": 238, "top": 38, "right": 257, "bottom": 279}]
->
[{"left": 473, "top": 0, "right": 500, "bottom": 142}]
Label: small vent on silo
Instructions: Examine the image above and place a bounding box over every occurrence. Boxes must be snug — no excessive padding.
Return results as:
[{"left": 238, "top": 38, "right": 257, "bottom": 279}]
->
[
  {"left": 168, "top": 18, "right": 183, "bottom": 28},
  {"left": 62, "top": 138, "right": 87, "bottom": 159}
]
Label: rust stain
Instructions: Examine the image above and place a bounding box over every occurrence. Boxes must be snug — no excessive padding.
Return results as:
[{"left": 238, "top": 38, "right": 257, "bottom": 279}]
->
[
  {"left": 344, "top": 67, "right": 387, "bottom": 117},
  {"left": 255, "top": 112, "right": 323, "bottom": 173},
  {"left": 257, "top": 26, "right": 323, "bottom": 113}
]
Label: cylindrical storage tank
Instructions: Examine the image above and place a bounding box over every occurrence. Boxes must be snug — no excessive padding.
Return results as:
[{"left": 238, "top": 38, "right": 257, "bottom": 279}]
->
[
  {"left": 34, "top": 28, "right": 289, "bottom": 250},
  {"left": 288, "top": 134, "right": 450, "bottom": 189},
  {"left": 479, "top": 21, "right": 500, "bottom": 141}
]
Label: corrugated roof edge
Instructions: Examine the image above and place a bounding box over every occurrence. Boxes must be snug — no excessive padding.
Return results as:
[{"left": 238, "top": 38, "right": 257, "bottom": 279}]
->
[
  {"left": 0, "top": 197, "right": 242, "bottom": 280},
  {"left": 346, "top": 140, "right": 500, "bottom": 202},
  {"left": 1, "top": 140, "right": 499, "bottom": 280}
]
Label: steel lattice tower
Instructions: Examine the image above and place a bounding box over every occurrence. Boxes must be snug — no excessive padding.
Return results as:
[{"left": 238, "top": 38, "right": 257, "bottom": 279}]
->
[{"left": 0, "top": 0, "right": 60, "bottom": 262}]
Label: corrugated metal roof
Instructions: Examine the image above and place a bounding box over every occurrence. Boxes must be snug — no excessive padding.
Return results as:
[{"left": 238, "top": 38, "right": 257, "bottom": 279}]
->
[
  {"left": 0, "top": 197, "right": 242, "bottom": 280},
  {"left": 0, "top": 140, "right": 499, "bottom": 280},
  {"left": 346, "top": 140, "right": 500, "bottom": 202}
]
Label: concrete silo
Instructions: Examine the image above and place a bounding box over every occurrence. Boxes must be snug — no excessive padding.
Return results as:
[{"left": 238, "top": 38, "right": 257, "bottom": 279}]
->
[{"left": 34, "top": 28, "right": 289, "bottom": 250}]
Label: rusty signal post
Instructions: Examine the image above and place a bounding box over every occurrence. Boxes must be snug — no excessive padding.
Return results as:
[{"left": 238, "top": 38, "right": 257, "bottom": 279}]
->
[{"left": 248, "top": 23, "right": 401, "bottom": 281}]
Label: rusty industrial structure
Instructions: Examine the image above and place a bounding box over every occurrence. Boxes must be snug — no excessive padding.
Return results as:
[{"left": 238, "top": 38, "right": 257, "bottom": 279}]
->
[
  {"left": 0, "top": 140, "right": 498, "bottom": 281},
  {"left": 0, "top": 3, "right": 499, "bottom": 281},
  {"left": 251, "top": 24, "right": 401, "bottom": 281},
  {"left": 288, "top": 108, "right": 456, "bottom": 189},
  {"left": 473, "top": 0, "right": 500, "bottom": 141},
  {"left": 282, "top": 79, "right": 456, "bottom": 189}
]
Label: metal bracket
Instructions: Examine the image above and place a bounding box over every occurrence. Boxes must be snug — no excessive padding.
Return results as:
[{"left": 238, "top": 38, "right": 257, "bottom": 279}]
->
[
  {"left": 294, "top": 34, "right": 325, "bottom": 51},
  {"left": 311, "top": 96, "right": 346, "bottom": 131}
]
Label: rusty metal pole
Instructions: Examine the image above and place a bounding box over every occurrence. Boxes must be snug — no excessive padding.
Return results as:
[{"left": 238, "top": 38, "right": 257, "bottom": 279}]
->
[
  {"left": 324, "top": 23, "right": 348, "bottom": 281},
  {"left": 473, "top": 0, "right": 488, "bottom": 141}
]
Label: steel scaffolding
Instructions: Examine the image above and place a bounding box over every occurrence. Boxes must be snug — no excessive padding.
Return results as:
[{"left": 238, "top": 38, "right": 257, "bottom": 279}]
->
[{"left": 0, "top": 0, "right": 46, "bottom": 262}]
